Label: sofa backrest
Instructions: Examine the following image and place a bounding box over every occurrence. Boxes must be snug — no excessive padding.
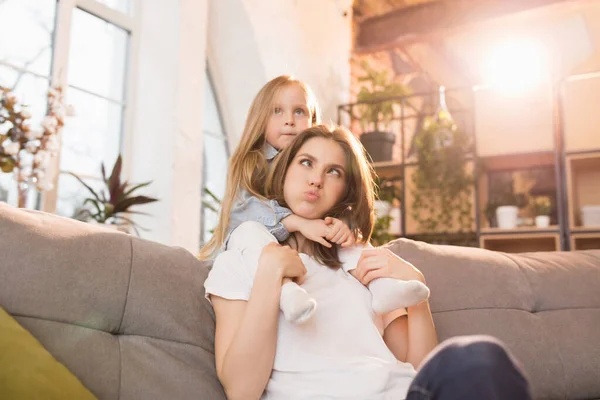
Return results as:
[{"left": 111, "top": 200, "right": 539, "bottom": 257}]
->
[
  {"left": 386, "top": 238, "right": 600, "bottom": 400},
  {"left": 0, "top": 204, "right": 226, "bottom": 400},
  {"left": 3, "top": 203, "right": 600, "bottom": 399}
]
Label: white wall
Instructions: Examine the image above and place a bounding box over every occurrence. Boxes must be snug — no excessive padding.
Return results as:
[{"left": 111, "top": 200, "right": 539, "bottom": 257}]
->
[
  {"left": 126, "top": 0, "right": 353, "bottom": 253},
  {"left": 209, "top": 0, "right": 354, "bottom": 145},
  {"left": 128, "top": 0, "right": 208, "bottom": 253}
]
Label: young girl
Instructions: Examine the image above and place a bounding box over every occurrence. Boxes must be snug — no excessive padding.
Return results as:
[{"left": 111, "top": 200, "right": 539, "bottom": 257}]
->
[
  {"left": 205, "top": 125, "right": 531, "bottom": 400},
  {"left": 200, "top": 76, "right": 427, "bottom": 323}
]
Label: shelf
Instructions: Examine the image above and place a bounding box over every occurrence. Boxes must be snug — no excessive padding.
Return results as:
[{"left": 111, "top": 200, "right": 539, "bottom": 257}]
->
[
  {"left": 570, "top": 226, "right": 600, "bottom": 233},
  {"left": 373, "top": 161, "right": 402, "bottom": 169},
  {"left": 570, "top": 233, "right": 600, "bottom": 251},
  {"left": 480, "top": 152, "right": 555, "bottom": 171},
  {"left": 481, "top": 226, "right": 560, "bottom": 235},
  {"left": 566, "top": 152, "right": 600, "bottom": 230},
  {"left": 480, "top": 232, "right": 560, "bottom": 253},
  {"left": 372, "top": 161, "right": 404, "bottom": 180}
]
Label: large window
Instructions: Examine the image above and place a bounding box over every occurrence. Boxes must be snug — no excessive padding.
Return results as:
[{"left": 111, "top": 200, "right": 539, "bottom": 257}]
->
[
  {"left": 0, "top": 0, "right": 135, "bottom": 215},
  {"left": 201, "top": 71, "right": 229, "bottom": 246}
]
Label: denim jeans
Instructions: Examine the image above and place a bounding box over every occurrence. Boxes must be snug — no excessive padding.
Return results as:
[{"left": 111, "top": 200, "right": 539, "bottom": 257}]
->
[{"left": 406, "top": 335, "right": 532, "bottom": 400}]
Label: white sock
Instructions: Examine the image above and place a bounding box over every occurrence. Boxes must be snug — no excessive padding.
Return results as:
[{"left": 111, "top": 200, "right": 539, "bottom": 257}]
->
[
  {"left": 280, "top": 282, "right": 317, "bottom": 324},
  {"left": 369, "top": 278, "right": 430, "bottom": 314}
]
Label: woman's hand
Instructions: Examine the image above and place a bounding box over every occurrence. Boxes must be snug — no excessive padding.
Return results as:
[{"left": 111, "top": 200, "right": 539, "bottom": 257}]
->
[
  {"left": 354, "top": 248, "right": 425, "bottom": 286},
  {"left": 258, "top": 242, "right": 307, "bottom": 284},
  {"left": 324, "top": 217, "right": 356, "bottom": 248}
]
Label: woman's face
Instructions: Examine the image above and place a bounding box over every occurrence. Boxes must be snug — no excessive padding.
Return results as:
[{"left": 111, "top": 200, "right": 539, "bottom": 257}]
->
[{"left": 283, "top": 137, "right": 347, "bottom": 220}]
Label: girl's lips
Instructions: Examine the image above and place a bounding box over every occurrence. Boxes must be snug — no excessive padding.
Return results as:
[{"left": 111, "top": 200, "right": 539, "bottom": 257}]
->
[{"left": 303, "top": 191, "right": 319, "bottom": 201}]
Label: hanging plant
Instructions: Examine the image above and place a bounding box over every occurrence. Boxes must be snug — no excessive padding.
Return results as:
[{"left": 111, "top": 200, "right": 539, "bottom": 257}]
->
[{"left": 411, "top": 109, "right": 474, "bottom": 235}]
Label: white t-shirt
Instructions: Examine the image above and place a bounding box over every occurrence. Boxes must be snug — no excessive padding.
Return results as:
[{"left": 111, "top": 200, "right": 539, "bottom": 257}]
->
[{"left": 204, "top": 245, "right": 416, "bottom": 400}]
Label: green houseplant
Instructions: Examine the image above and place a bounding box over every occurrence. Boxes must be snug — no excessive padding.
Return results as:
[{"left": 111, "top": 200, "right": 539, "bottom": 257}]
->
[
  {"left": 355, "top": 61, "right": 410, "bottom": 162},
  {"left": 411, "top": 108, "right": 474, "bottom": 236},
  {"left": 70, "top": 154, "right": 158, "bottom": 235},
  {"left": 371, "top": 175, "right": 401, "bottom": 246}
]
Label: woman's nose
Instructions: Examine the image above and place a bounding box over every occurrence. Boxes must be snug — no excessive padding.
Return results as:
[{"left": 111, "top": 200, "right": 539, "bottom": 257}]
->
[{"left": 309, "top": 174, "right": 323, "bottom": 188}]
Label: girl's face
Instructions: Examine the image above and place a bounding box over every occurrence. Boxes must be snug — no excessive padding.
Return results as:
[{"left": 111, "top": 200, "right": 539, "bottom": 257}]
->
[
  {"left": 283, "top": 137, "right": 347, "bottom": 220},
  {"left": 265, "top": 84, "right": 313, "bottom": 150}
]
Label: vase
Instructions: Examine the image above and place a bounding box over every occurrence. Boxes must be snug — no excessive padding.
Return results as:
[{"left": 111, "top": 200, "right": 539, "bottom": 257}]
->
[
  {"left": 17, "top": 181, "right": 35, "bottom": 209},
  {"left": 535, "top": 215, "right": 550, "bottom": 228},
  {"left": 496, "top": 206, "right": 519, "bottom": 229}
]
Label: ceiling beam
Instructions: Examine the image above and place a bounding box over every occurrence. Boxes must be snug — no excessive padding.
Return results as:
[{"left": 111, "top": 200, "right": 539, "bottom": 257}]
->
[{"left": 356, "top": 0, "right": 580, "bottom": 53}]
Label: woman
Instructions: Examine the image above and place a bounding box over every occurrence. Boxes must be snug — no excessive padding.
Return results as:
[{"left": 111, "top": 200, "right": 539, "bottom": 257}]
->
[{"left": 204, "top": 125, "right": 531, "bottom": 400}]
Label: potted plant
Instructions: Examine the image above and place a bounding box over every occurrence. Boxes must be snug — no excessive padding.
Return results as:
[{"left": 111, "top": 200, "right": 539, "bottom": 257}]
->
[
  {"left": 371, "top": 175, "right": 401, "bottom": 245},
  {"left": 411, "top": 110, "right": 474, "bottom": 235},
  {"left": 70, "top": 154, "right": 159, "bottom": 235},
  {"left": 355, "top": 61, "right": 410, "bottom": 162},
  {"left": 533, "top": 196, "right": 551, "bottom": 228},
  {"left": 495, "top": 192, "right": 528, "bottom": 229},
  {"left": 1, "top": 85, "right": 66, "bottom": 207}
]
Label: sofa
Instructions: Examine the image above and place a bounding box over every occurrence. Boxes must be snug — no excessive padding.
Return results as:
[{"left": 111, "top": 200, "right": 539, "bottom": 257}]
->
[{"left": 1, "top": 202, "right": 599, "bottom": 399}]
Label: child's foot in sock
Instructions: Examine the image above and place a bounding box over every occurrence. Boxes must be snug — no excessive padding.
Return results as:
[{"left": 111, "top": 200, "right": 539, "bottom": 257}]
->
[
  {"left": 280, "top": 282, "right": 317, "bottom": 324},
  {"left": 369, "top": 278, "right": 430, "bottom": 314}
]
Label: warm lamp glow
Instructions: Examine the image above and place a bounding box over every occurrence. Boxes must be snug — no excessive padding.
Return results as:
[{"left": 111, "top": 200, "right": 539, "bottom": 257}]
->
[{"left": 481, "top": 39, "right": 548, "bottom": 93}]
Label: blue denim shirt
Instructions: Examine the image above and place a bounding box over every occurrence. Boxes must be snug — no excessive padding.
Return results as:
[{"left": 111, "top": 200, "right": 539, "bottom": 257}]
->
[{"left": 224, "top": 144, "right": 292, "bottom": 247}]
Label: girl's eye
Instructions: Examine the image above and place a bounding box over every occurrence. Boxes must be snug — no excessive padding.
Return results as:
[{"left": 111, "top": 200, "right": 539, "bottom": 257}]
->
[
  {"left": 295, "top": 108, "right": 306, "bottom": 115},
  {"left": 300, "top": 159, "right": 312, "bottom": 167},
  {"left": 274, "top": 107, "right": 282, "bottom": 114}
]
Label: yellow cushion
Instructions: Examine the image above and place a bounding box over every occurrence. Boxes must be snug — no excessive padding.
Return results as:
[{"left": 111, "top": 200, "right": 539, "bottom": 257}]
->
[{"left": 0, "top": 307, "right": 97, "bottom": 399}]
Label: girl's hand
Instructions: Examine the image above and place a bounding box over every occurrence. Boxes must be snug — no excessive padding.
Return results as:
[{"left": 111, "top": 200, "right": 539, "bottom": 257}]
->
[
  {"left": 354, "top": 248, "right": 425, "bottom": 286},
  {"left": 298, "top": 219, "right": 333, "bottom": 248},
  {"left": 324, "top": 217, "right": 356, "bottom": 248},
  {"left": 258, "top": 242, "right": 307, "bottom": 284}
]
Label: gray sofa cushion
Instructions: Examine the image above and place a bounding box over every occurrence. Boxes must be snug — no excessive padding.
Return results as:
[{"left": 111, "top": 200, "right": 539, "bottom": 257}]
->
[
  {"left": 386, "top": 239, "right": 600, "bottom": 400},
  {"left": 0, "top": 203, "right": 226, "bottom": 400}
]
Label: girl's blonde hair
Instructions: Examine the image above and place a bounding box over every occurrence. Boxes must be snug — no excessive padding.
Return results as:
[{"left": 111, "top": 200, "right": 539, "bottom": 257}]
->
[
  {"left": 265, "top": 125, "right": 376, "bottom": 268},
  {"left": 200, "top": 75, "right": 320, "bottom": 259}
]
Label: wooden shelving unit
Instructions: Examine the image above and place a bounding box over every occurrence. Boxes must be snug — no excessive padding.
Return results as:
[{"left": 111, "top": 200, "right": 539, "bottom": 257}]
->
[
  {"left": 480, "top": 226, "right": 560, "bottom": 234},
  {"left": 570, "top": 232, "right": 600, "bottom": 251},
  {"left": 340, "top": 71, "right": 600, "bottom": 253},
  {"left": 565, "top": 152, "right": 600, "bottom": 230},
  {"left": 481, "top": 232, "right": 561, "bottom": 253}
]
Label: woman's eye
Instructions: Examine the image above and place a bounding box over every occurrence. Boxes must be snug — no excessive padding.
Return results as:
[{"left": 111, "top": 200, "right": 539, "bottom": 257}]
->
[
  {"left": 328, "top": 168, "right": 341, "bottom": 177},
  {"left": 300, "top": 159, "right": 312, "bottom": 167}
]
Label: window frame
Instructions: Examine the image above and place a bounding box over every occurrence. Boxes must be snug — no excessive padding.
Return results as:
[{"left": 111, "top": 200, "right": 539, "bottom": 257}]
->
[
  {"left": 200, "top": 68, "right": 230, "bottom": 246},
  {"left": 36, "top": 0, "right": 140, "bottom": 213}
]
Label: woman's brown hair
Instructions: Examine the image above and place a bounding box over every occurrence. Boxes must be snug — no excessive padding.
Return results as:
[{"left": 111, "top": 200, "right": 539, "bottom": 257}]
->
[{"left": 265, "top": 125, "right": 375, "bottom": 268}]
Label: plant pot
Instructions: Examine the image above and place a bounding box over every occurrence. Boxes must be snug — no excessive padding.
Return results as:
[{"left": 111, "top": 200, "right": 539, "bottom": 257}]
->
[
  {"left": 535, "top": 215, "right": 550, "bottom": 228},
  {"left": 360, "top": 131, "right": 395, "bottom": 162},
  {"left": 496, "top": 206, "right": 519, "bottom": 229},
  {"left": 374, "top": 200, "right": 392, "bottom": 218},
  {"left": 581, "top": 205, "right": 600, "bottom": 227}
]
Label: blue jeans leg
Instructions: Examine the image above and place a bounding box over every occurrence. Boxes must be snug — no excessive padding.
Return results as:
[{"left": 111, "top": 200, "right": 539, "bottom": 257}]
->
[{"left": 406, "top": 335, "right": 531, "bottom": 400}]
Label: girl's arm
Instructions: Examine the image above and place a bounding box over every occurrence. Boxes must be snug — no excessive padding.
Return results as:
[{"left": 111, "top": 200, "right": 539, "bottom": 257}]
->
[
  {"left": 228, "top": 193, "right": 355, "bottom": 248},
  {"left": 228, "top": 194, "right": 293, "bottom": 243},
  {"left": 212, "top": 244, "right": 306, "bottom": 400}
]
